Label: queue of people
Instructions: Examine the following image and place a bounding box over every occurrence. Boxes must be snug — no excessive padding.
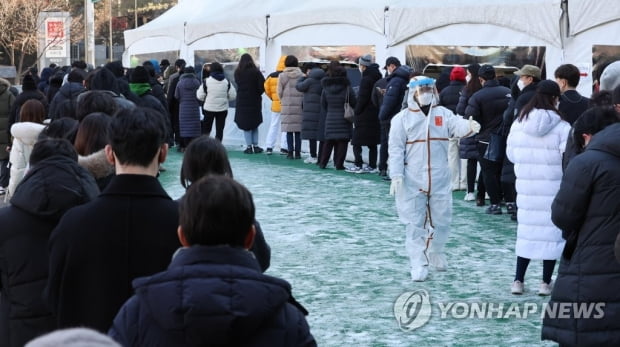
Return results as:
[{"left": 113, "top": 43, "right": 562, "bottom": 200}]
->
[{"left": 2, "top": 54, "right": 620, "bottom": 346}]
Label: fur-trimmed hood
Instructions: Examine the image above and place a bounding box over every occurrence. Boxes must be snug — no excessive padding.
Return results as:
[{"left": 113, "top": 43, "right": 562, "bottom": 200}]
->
[{"left": 78, "top": 149, "right": 115, "bottom": 179}]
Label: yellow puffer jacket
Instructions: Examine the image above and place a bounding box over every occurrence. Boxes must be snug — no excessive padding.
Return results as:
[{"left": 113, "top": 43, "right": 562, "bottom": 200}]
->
[{"left": 264, "top": 55, "right": 286, "bottom": 112}]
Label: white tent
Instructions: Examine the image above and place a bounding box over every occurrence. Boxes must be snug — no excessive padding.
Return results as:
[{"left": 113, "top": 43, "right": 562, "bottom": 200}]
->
[
  {"left": 563, "top": 0, "right": 620, "bottom": 94},
  {"left": 122, "top": 0, "right": 616, "bottom": 146}
]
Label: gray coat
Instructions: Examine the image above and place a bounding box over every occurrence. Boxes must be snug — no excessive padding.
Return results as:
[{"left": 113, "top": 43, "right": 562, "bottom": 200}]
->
[{"left": 277, "top": 67, "right": 304, "bottom": 133}]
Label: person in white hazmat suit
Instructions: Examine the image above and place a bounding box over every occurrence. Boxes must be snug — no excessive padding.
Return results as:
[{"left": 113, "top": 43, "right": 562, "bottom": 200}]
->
[{"left": 388, "top": 76, "right": 481, "bottom": 281}]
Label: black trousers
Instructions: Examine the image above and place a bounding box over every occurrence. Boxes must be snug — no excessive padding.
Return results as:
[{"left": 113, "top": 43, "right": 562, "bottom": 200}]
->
[
  {"left": 477, "top": 142, "right": 503, "bottom": 205},
  {"left": 320, "top": 140, "right": 348, "bottom": 169},
  {"left": 378, "top": 122, "right": 390, "bottom": 171},
  {"left": 308, "top": 139, "right": 318, "bottom": 157},
  {"left": 202, "top": 110, "right": 227, "bottom": 141},
  {"left": 353, "top": 145, "right": 378, "bottom": 168}
]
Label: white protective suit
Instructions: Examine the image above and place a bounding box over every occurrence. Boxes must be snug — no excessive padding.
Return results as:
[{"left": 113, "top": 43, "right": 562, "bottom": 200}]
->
[{"left": 388, "top": 77, "right": 478, "bottom": 281}]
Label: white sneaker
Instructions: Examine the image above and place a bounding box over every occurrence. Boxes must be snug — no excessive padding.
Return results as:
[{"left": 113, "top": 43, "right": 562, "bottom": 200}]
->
[
  {"left": 538, "top": 281, "right": 554, "bottom": 296},
  {"left": 303, "top": 156, "right": 317, "bottom": 164},
  {"left": 464, "top": 192, "right": 475, "bottom": 201},
  {"left": 511, "top": 280, "right": 524, "bottom": 295},
  {"left": 362, "top": 166, "right": 379, "bottom": 174},
  {"left": 345, "top": 166, "right": 363, "bottom": 173},
  {"left": 485, "top": 192, "right": 490, "bottom": 200}
]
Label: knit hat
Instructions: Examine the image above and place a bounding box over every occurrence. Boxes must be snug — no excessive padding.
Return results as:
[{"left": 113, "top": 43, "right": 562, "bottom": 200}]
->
[
  {"left": 22, "top": 75, "right": 36, "bottom": 91},
  {"left": 536, "top": 80, "right": 561, "bottom": 97},
  {"left": 24, "top": 328, "right": 121, "bottom": 347},
  {"left": 478, "top": 64, "right": 495, "bottom": 80},
  {"left": 358, "top": 55, "right": 373, "bottom": 67},
  {"left": 600, "top": 60, "right": 620, "bottom": 91},
  {"left": 514, "top": 64, "right": 541, "bottom": 80},
  {"left": 131, "top": 66, "right": 150, "bottom": 84},
  {"left": 450, "top": 66, "right": 466, "bottom": 82}
]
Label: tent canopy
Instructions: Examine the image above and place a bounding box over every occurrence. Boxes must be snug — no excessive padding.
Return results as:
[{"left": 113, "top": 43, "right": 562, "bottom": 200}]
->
[
  {"left": 387, "top": 0, "right": 562, "bottom": 47},
  {"left": 267, "top": 0, "right": 386, "bottom": 40},
  {"left": 568, "top": 0, "right": 620, "bottom": 36}
]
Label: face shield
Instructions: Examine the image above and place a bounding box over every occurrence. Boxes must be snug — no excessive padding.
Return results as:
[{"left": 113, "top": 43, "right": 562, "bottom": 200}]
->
[{"left": 408, "top": 77, "right": 438, "bottom": 107}]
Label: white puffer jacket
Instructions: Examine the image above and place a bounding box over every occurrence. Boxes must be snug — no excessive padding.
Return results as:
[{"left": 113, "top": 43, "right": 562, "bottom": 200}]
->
[
  {"left": 196, "top": 76, "right": 236, "bottom": 113},
  {"left": 506, "top": 108, "right": 571, "bottom": 260},
  {"left": 6, "top": 122, "right": 45, "bottom": 201}
]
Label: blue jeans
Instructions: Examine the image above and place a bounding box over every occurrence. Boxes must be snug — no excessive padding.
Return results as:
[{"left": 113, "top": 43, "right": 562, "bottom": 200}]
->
[{"left": 244, "top": 129, "right": 259, "bottom": 146}]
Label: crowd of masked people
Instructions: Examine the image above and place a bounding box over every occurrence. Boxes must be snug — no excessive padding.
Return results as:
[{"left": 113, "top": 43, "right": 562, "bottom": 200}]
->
[
  {"left": 2, "top": 53, "right": 620, "bottom": 345},
  {"left": 0, "top": 58, "right": 316, "bottom": 346}
]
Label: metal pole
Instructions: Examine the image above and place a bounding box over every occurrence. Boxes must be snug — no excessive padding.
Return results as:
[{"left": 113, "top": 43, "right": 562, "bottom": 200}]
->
[
  {"left": 109, "top": 0, "right": 113, "bottom": 61},
  {"left": 135, "top": 0, "right": 138, "bottom": 28},
  {"left": 84, "top": 0, "right": 95, "bottom": 65}
]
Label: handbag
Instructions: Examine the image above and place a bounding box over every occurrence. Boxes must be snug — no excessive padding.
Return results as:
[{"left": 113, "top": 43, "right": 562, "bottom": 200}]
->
[
  {"left": 483, "top": 132, "right": 506, "bottom": 162},
  {"left": 344, "top": 87, "right": 354, "bottom": 123}
]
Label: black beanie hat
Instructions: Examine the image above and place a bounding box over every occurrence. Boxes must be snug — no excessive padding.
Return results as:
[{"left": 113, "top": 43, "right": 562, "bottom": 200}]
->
[
  {"left": 131, "top": 66, "right": 150, "bottom": 84},
  {"left": 22, "top": 75, "right": 36, "bottom": 91},
  {"left": 536, "top": 80, "right": 561, "bottom": 97}
]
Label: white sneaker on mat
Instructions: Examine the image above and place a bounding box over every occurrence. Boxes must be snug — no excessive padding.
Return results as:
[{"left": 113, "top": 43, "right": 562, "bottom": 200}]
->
[
  {"left": 464, "top": 192, "right": 475, "bottom": 201},
  {"left": 511, "top": 280, "right": 524, "bottom": 295}
]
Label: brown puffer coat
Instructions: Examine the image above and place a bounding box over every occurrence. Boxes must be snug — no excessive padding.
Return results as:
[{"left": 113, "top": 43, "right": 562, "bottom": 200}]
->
[{"left": 277, "top": 67, "right": 304, "bottom": 132}]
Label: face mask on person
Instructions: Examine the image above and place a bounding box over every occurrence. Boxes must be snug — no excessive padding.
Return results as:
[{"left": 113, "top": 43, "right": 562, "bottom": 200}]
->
[
  {"left": 517, "top": 80, "right": 526, "bottom": 91},
  {"left": 417, "top": 92, "right": 434, "bottom": 106},
  {"left": 466, "top": 75, "right": 471, "bottom": 83}
]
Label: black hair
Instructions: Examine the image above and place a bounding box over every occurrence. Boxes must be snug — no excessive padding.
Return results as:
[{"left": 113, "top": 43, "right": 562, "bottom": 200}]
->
[
  {"left": 234, "top": 54, "right": 258, "bottom": 80},
  {"left": 464, "top": 63, "right": 482, "bottom": 95},
  {"left": 572, "top": 106, "right": 620, "bottom": 149},
  {"left": 108, "top": 107, "right": 167, "bottom": 167},
  {"left": 327, "top": 61, "right": 346, "bottom": 77},
  {"left": 554, "top": 64, "right": 580, "bottom": 88},
  {"left": 180, "top": 135, "right": 232, "bottom": 189},
  {"left": 74, "top": 112, "right": 112, "bottom": 156},
  {"left": 179, "top": 175, "right": 255, "bottom": 247},
  {"left": 175, "top": 59, "right": 186, "bottom": 69},
  {"left": 518, "top": 92, "right": 559, "bottom": 121},
  {"left": 209, "top": 62, "right": 223, "bottom": 74},
  {"left": 76, "top": 91, "right": 117, "bottom": 121},
  {"left": 90, "top": 67, "right": 121, "bottom": 95},
  {"left": 29, "top": 138, "right": 77, "bottom": 166},
  {"left": 71, "top": 60, "right": 87, "bottom": 70},
  {"left": 284, "top": 55, "right": 299, "bottom": 68},
  {"left": 39, "top": 118, "right": 79, "bottom": 143},
  {"left": 589, "top": 90, "right": 613, "bottom": 107}
]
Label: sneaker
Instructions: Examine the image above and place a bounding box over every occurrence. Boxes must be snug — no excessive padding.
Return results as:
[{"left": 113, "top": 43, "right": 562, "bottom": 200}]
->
[
  {"left": 265, "top": 148, "right": 273, "bottom": 155},
  {"left": 539, "top": 281, "right": 553, "bottom": 296},
  {"left": 280, "top": 149, "right": 289, "bottom": 155},
  {"left": 252, "top": 146, "right": 264, "bottom": 154},
  {"left": 464, "top": 192, "right": 475, "bottom": 201},
  {"left": 506, "top": 202, "right": 517, "bottom": 216},
  {"left": 362, "top": 166, "right": 379, "bottom": 174},
  {"left": 486, "top": 204, "right": 502, "bottom": 215},
  {"left": 243, "top": 146, "right": 253, "bottom": 154},
  {"left": 304, "top": 156, "right": 317, "bottom": 164},
  {"left": 511, "top": 280, "right": 524, "bottom": 295},
  {"left": 0, "top": 187, "right": 5, "bottom": 196},
  {"left": 345, "top": 166, "right": 363, "bottom": 173}
]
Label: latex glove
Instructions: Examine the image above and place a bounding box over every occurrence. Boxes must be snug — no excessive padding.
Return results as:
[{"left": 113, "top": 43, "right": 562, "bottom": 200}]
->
[
  {"left": 469, "top": 116, "right": 481, "bottom": 134},
  {"left": 389, "top": 177, "right": 403, "bottom": 196}
]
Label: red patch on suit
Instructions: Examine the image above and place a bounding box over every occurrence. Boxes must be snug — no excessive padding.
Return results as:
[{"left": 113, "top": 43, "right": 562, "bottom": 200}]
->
[{"left": 434, "top": 116, "right": 443, "bottom": 126}]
